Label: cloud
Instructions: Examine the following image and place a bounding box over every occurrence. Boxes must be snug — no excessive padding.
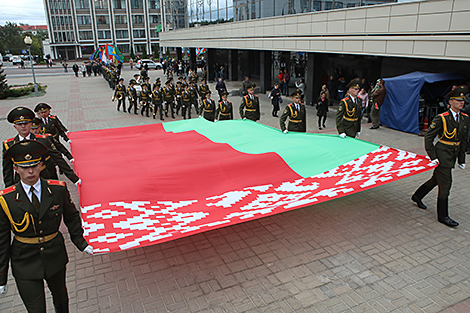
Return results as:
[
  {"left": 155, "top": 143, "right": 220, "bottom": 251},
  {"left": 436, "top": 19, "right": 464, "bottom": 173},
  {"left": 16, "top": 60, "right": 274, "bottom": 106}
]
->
[{"left": 0, "top": 0, "right": 47, "bottom": 25}]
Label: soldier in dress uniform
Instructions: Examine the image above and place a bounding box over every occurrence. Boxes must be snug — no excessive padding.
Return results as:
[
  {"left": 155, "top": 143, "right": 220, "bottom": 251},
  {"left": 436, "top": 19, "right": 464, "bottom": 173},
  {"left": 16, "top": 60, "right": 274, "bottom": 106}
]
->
[
  {"left": 151, "top": 83, "right": 164, "bottom": 120},
  {"left": 163, "top": 80, "right": 176, "bottom": 118},
  {"left": 0, "top": 140, "right": 93, "bottom": 313},
  {"left": 141, "top": 76, "right": 151, "bottom": 91},
  {"left": 199, "top": 90, "right": 216, "bottom": 122},
  {"left": 189, "top": 81, "right": 199, "bottom": 115},
  {"left": 153, "top": 77, "right": 161, "bottom": 90},
  {"left": 34, "top": 103, "right": 70, "bottom": 145},
  {"left": 139, "top": 84, "right": 151, "bottom": 117},
  {"left": 280, "top": 90, "right": 306, "bottom": 133},
  {"left": 411, "top": 85, "right": 469, "bottom": 227},
  {"left": 3, "top": 107, "right": 80, "bottom": 188},
  {"left": 198, "top": 78, "right": 210, "bottom": 101},
  {"left": 239, "top": 83, "right": 260, "bottom": 121},
  {"left": 127, "top": 79, "right": 138, "bottom": 114},
  {"left": 181, "top": 84, "right": 191, "bottom": 119},
  {"left": 113, "top": 78, "right": 127, "bottom": 112},
  {"left": 31, "top": 118, "right": 73, "bottom": 163},
  {"left": 216, "top": 92, "right": 233, "bottom": 121},
  {"left": 175, "top": 81, "right": 183, "bottom": 116},
  {"left": 335, "top": 78, "right": 362, "bottom": 138}
]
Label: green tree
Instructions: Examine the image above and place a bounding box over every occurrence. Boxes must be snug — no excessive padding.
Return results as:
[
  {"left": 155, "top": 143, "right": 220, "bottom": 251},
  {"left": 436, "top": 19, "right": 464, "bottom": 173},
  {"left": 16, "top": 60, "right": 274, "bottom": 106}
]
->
[
  {"left": 0, "top": 65, "right": 8, "bottom": 99},
  {"left": 154, "top": 44, "right": 159, "bottom": 59},
  {"left": 142, "top": 46, "right": 148, "bottom": 59},
  {"left": 130, "top": 47, "right": 135, "bottom": 60},
  {"left": 0, "top": 22, "right": 24, "bottom": 55}
]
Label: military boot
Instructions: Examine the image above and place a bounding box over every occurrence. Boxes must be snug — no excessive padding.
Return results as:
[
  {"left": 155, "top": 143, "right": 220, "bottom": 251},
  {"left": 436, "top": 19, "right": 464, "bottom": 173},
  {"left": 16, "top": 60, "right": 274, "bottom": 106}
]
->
[
  {"left": 411, "top": 184, "right": 433, "bottom": 209},
  {"left": 437, "top": 198, "right": 459, "bottom": 227}
]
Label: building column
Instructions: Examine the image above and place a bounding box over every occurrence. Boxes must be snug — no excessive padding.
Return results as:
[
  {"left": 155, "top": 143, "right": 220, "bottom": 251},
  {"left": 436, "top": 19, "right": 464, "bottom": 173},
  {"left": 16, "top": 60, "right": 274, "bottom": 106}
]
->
[
  {"left": 305, "top": 52, "right": 323, "bottom": 107},
  {"left": 260, "top": 50, "right": 272, "bottom": 94},
  {"left": 189, "top": 47, "right": 196, "bottom": 68},
  {"left": 228, "top": 49, "right": 238, "bottom": 81},
  {"left": 176, "top": 47, "right": 182, "bottom": 61},
  {"left": 206, "top": 48, "right": 215, "bottom": 82}
]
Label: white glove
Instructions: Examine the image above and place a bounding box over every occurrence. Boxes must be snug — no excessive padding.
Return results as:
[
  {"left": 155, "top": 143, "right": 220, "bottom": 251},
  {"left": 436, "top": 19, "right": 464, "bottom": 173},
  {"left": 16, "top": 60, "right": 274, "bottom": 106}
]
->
[
  {"left": 75, "top": 179, "right": 82, "bottom": 186},
  {"left": 67, "top": 140, "right": 72, "bottom": 144},
  {"left": 458, "top": 163, "right": 465, "bottom": 170},
  {"left": 339, "top": 133, "right": 346, "bottom": 139},
  {"left": 214, "top": 119, "right": 217, "bottom": 122},
  {"left": 84, "top": 245, "right": 93, "bottom": 255},
  {"left": 243, "top": 118, "right": 246, "bottom": 120},
  {"left": 198, "top": 115, "right": 202, "bottom": 118},
  {"left": 0, "top": 285, "right": 7, "bottom": 298},
  {"left": 66, "top": 131, "right": 70, "bottom": 135},
  {"left": 70, "top": 158, "right": 75, "bottom": 163},
  {"left": 356, "top": 132, "right": 360, "bottom": 137},
  {"left": 283, "top": 130, "right": 288, "bottom": 134},
  {"left": 430, "top": 159, "right": 439, "bottom": 167}
]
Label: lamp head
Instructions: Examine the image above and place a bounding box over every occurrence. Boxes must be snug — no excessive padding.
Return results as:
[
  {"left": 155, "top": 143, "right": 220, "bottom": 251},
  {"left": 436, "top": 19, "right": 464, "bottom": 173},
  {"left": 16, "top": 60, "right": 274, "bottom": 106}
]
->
[{"left": 24, "top": 36, "right": 32, "bottom": 46}]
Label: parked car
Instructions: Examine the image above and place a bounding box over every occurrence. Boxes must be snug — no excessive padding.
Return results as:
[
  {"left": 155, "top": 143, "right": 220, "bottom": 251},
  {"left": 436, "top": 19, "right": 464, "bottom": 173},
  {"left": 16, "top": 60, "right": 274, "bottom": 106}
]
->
[
  {"left": 12, "top": 57, "right": 22, "bottom": 65},
  {"left": 136, "top": 59, "right": 162, "bottom": 70}
]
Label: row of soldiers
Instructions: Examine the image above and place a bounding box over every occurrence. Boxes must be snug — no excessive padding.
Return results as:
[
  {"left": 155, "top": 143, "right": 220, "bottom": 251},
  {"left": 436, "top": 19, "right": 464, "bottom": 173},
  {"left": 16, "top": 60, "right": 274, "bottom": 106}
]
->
[{"left": 102, "top": 63, "right": 121, "bottom": 90}]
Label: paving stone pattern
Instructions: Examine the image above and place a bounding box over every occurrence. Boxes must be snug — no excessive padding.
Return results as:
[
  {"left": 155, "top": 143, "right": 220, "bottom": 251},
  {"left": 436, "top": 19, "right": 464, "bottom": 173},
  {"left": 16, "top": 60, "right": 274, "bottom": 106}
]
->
[{"left": 0, "top": 68, "right": 469, "bottom": 313}]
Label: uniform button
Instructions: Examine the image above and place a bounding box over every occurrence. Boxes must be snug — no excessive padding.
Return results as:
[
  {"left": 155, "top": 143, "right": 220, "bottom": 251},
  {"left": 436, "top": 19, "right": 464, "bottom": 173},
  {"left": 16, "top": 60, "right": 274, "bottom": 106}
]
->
[
  {"left": 40, "top": 247, "right": 44, "bottom": 251},
  {"left": 55, "top": 213, "right": 58, "bottom": 216},
  {"left": 38, "top": 220, "right": 42, "bottom": 224},
  {"left": 39, "top": 230, "right": 43, "bottom": 234}
]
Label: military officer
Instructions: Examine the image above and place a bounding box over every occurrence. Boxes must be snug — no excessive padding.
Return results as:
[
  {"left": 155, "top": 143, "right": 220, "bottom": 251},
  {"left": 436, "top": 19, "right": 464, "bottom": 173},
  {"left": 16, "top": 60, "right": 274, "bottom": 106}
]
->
[
  {"left": 153, "top": 77, "right": 161, "bottom": 90},
  {"left": 127, "top": 79, "right": 138, "bottom": 114},
  {"left": 0, "top": 140, "right": 93, "bottom": 313},
  {"left": 280, "top": 90, "right": 306, "bottom": 133},
  {"left": 31, "top": 118, "right": 73, "bottom": 163},
  {"left": 336, "top": 78, "right": 362, "bottom": 138},
  {"left": 113, "top": 78, "right": 127, "bottom": 112},
  {"left": 216, "top": 92, "right": 233, "bottom": 121},
  {"left": 239, "top": 83, "right": 260, "bottom": 121},
  {"left": 3, "top": 107, "right": 80, "bottom": 188},
  {"left": 163, "top": 80, "right": 176, "bottom": 119},
  {"left": 198, "top": 78, "right": 210, "bottom": 101},
  {"left": 141, "top": 76, "right": 151, "bottom": 92},
  {"left": 151, "top": 83, "right": 164, "bottom": 120},
  {"left": 175, "top": 81, "right": 183, "bottom": 115},
  {"left": 181, "top": 84, "right": 191, "bottom": 119},
  {"left": 199, "top": 90, "right": 216, "bottom": 122},
  {"left": 411, "top": 85, "right": 469, "bottom": 227},
  {"left": 189, "top": 81, "right": 199, "bottom": 115},
  {"left": 34, "top": 103, "right": 70, "bottom": 144},
  {"left": 139, "top": 84, "right": 152, "bottom": 117}
]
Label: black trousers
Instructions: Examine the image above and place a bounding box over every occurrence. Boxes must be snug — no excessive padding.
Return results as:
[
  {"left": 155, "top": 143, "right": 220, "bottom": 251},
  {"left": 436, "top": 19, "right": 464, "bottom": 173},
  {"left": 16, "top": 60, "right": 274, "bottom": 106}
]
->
[
  {"left": 16, "top": 266, "right": 68, "bottom": 313},
  {"left": 421, "top": 166, "right": 452, "bottom": 199}
]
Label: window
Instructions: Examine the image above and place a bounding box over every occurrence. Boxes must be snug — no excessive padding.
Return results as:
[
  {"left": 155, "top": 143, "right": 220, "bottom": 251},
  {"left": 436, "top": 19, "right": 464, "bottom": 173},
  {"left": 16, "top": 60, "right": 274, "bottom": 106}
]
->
[
  {"left": 97, "top": 30, "right": 112, "bottom": 39},
  {"left": 94, "top": 0, "right": 108, "bottom": 9},
  {"left": 130, "top": 0, "right": 143, "bottom": 9},
  {"left": 114, "top": 15, "right": 127, "bottom": 24},
  {"left": 52, "top": 16, "right": 56, "bottom": 26},
  {"left": 112, "top": 0, "right": 126, "bottom": 9},
  {"left": 115, "top": 29, "right": 129, "bottom": 38},
  {"left": 148, "top": 0, "right": 160, "bottom": 9},
  {"left": 133, "top": 29, "right": 146, "bottom": 38},
  {"left": 77, "top": 15, "right": 91, "bottom": 24},
  {"left": 75, "top": 0, "right": 90, "bottom": 9},
  {"left": 70, "top": 31, "right": 75, "bottom": 41},
  {"left": 60, "top": 16, "right": 64, "bottom": 25},
  {"left": 54, "top": 32, "right": 59, "bottom": 41},
  {"left": 134, "top": 43, "right": 146, "bottom": 52},
  {"left": 81, "top": 45, "right": 95, "bottom": 54},
  {"left": 150, "top": 15, "right": 160, "bottom": 24},
  {"left": 132, "top": 15, "right": 144, "bottom": 24},
  {"left": 150, "top": 29, "right": 159, "bottom": 37},
  {"left": 79, "top": 30, "right": 93, "bottom": 40},
  {"left": 96, "top": 15, "right": 110, "bottom": 24},
  {"left": 117, "top": 44, "right": 130, "bottom": 53}
]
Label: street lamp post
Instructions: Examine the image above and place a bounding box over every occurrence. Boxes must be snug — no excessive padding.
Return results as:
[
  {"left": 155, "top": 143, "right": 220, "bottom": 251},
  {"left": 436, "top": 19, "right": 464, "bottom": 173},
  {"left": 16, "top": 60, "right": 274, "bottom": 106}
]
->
[{"left": 24, "top": 36, "right": 38, "bottom": 96}]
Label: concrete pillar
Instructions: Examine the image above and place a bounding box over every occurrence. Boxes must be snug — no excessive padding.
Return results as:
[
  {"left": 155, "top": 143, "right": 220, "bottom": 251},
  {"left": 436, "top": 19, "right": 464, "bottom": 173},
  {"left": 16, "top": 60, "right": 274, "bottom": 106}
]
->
[
  {"left": 189, "top": 47, "right": 196, "bottom": 68},
  {"left": 305, "top": 52, "right": 324, "bottom": 107},
  {"left": 206, "top": 48, "right": 215, "bottom": 82},
  {"left": 228, "top": 49, "right": 238, "bottom": 81},
  {"left": 176, "top": 47, "right": 182, "bottom": 61},
  {"left": 260, "top": 50, "right": 272, "bottom": 94}
]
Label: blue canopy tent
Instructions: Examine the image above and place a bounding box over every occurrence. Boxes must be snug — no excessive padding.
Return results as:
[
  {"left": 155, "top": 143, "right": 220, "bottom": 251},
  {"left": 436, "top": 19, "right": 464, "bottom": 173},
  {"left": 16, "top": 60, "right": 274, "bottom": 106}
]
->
[{"left": 381, "top": 71, "right": 466, "bottom": 134}]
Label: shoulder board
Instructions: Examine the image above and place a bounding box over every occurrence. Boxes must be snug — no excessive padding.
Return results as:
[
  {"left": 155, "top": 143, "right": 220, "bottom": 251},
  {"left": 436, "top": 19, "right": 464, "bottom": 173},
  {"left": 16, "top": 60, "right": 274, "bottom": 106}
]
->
[
  {"left": 3, "top": 137, "right": 15, "bottom": 143},
  {"left": 440, "top": 112, "right": 450, "bottom": 117},
  {"left": 35, "top": 134, "right": 48, "bottom": 139},
  {"left": 0, "top": 185, "right": 16, "bottom": 196},
  {"left": 461, "top": 112, "right": 468, "bottom": 117},
  {"left": 344, "top": 97, "right": 350, "bottom": 101},
  {"left": 288, "top": 103, "right": 294, "bottom": 107},
  {"left": 244, "top": 95, "right": 249, "bottom": 98},
  {"left": 254, "top": 95, "right": 258, "bottom": 98},
  {"left": 47, "top": 180, "right": 66, "bottom": 186},
  {"left": 49, "top": 115, "right": 57, "bottom": 119}
]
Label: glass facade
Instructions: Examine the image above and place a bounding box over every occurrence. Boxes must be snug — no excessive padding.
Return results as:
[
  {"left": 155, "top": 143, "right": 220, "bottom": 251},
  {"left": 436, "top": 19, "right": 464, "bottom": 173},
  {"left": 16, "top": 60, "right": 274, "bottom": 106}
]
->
[{"left": 184, "top": 0, "right": 395, "bottom": 28}]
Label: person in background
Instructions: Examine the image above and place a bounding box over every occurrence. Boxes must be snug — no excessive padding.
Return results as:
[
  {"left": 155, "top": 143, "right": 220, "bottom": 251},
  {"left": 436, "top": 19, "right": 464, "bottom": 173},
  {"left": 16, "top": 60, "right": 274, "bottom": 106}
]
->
[
  {"left": 241, "top": 76, "right": 251, "bottom": 97},
  {"left": 215, "top": 77, "right": 227, "bottom": 101},
  {"left": 320, "top": 84, "right": 330, "bottom": 106},
  {"left": 282, "top": 69, "right": 290, "bottom": 96},
  {"left": 316, "top": 91, "right": 329, "bottom": 130},
  {"left": 295, "top": 78, "right": 305, "bottom": 99},
  {"left": 269, "top": 83, "right": 281, "bottom": 117},
  {"left": 130, "top": 58, "right": 134, "bottom": 70},
  {"left": 370, "top": 79, "right": 387, "bottom": 129},
  {"left": 359, "top": 88, "right": 369, "bottom": 119},
  {"left": 72, "top": 63, "right": 79, "bottom": 77},
  {"left": 81, "top": 63, "right": 86, "bottom": 77}
]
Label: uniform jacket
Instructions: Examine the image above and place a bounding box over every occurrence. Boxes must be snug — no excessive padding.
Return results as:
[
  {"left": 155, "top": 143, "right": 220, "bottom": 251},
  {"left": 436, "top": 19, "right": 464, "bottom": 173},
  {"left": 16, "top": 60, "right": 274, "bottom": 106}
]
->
[
  {"left": 198, "top": 84, "right": 210, "bottom": 99},
  {"left": 114, "top": 84, "right": 127, "bottom": 98},
  {"left": 239, "top": 95, "right": 260, "bottom": 121},
  {"left": 152, "top": 89, "right": 163, "bottom": 104},
  {"left": 371, "top": 85, "right": 386, "bottom": 108},
  {"left": 42, "top": 115, "right": 69, "bottom": 142},
  {"left": 280, "top": 102, "right": 306, "bottom": 132},
  {"left": 127, "top": 86, "right": 137, "bottom": 102},
  {"left": 163, "top": 87, "right": 175, "bottom": 102},
  {"left": 425, "top": 110, "right": 468, "bottom": 168},
  {"left": 335, "top": 96, "right": 362, "bottom": 137},
  {"left": 0, "top": 179, "right": 88, "bottom": 285},
  {"left": 199, "top": 99, "right": 216, "bottom": 121},
  {"left": 2, "top": 134, "right": 79, "bottom": 187},
  {"left": 216, "top": 101, "right": 233, "bottom": 120}
]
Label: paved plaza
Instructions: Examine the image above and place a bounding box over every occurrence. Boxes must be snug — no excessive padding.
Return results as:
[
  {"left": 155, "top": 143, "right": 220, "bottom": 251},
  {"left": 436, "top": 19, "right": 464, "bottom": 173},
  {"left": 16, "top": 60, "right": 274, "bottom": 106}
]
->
[{"left": 0, "top": 66, "right": 469, "bottom": 313}]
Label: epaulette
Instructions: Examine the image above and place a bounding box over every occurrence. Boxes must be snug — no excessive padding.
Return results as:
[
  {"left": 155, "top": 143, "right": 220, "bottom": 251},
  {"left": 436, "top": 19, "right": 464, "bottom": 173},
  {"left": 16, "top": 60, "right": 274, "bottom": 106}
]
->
[
  {"left": 344, "top": 97, "right": 350, "bottom": 101},
  {"left": 3, "top": 137, "right": 14, "bottom": 144},
  {"left": 254, "top": 95, "right": 258, "bottom": 98},
  {"left": 0, "top": 185, "right": 16, "bottom": 196},
  {"left": 50, "top": 115, "right": 57, "bottom": 118},
  {"left": 461, "top": 112, "right": 469, "bottom": 117},
  {"left": 440, "top": 112, "right": 450, "bottom": 117},
  {"left": 47, "top": 180, "right": 66, "bottom": 186},
  {"left": 35, "top": 134, "right": 48, "bottom": 139}
]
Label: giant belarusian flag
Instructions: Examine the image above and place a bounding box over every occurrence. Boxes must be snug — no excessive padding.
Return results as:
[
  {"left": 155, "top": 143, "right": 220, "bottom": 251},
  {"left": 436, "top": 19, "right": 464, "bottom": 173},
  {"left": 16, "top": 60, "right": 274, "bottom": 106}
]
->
[{"left": 70, "top": 119, "right": 434, "bottom": 254}]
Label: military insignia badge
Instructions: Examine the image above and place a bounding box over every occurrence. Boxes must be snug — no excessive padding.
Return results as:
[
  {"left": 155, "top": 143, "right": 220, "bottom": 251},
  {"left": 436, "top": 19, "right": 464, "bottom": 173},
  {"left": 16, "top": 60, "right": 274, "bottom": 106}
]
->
[
  {"left": 430, "top": 122, "right": 436, "bottom": 129},
  {"left": 50, "top": 205, "right": 60, "bottom": 211},
  {"left": 25, "top": 154, "right": 32, "bottom": 160}
]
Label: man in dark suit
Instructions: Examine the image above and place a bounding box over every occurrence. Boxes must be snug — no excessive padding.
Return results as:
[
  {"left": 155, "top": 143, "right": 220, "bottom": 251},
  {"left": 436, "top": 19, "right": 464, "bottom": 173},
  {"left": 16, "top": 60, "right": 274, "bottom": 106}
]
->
[
  {"left": 335, "top": 78, "right": 362, "bottom": 138},
  {"left": 280, "top": 90, "right": 306, "bottom": 133},
  {"left": 239, "top": 83, "right": 260, "bottom": 121},
  {"left": 0, "top": 140, "right": 93, "bottom": 312},
  {"left": 411, "top": 85, "right": 469, "bottom": 227},
  {"left": 3, "top": 107, "right": 80, "bottom": 188}
]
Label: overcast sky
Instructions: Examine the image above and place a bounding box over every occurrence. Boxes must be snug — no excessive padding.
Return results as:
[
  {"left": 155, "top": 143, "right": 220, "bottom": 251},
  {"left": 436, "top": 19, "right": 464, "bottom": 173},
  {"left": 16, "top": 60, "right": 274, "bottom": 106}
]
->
[{"left": 0, "top": 0, "right": 47, "bottom": 25}]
